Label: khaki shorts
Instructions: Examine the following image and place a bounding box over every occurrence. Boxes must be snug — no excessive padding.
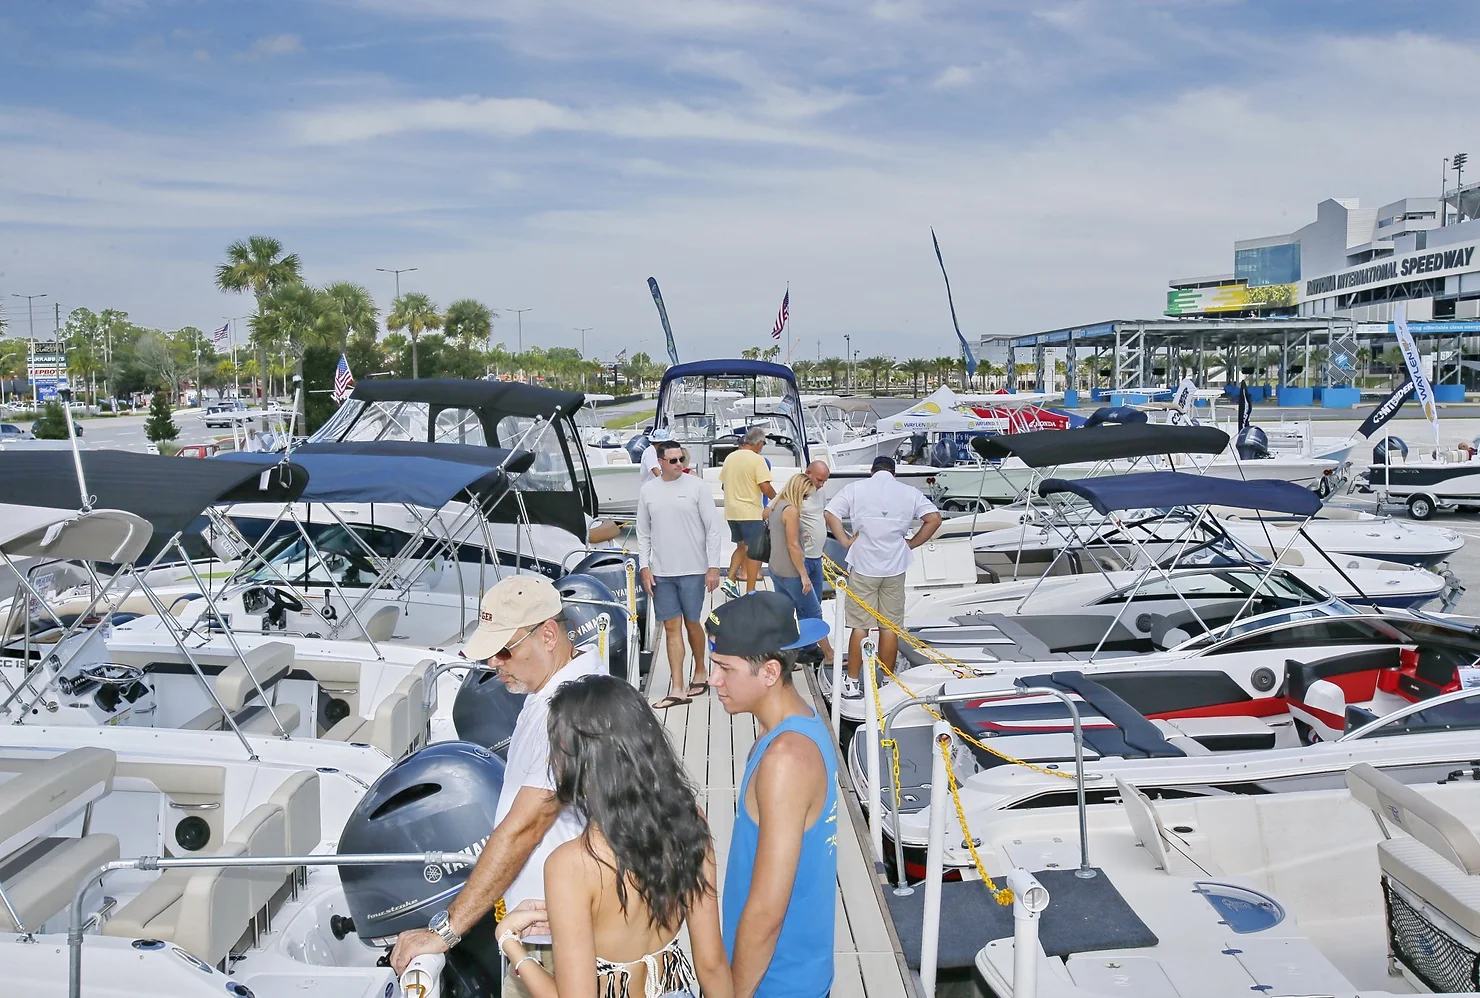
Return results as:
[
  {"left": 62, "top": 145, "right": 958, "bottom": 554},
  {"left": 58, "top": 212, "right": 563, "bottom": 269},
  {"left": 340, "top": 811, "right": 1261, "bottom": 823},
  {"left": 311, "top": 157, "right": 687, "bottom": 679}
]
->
[{"left": 845, "top": 572, "right": 906, "bottom": 630}]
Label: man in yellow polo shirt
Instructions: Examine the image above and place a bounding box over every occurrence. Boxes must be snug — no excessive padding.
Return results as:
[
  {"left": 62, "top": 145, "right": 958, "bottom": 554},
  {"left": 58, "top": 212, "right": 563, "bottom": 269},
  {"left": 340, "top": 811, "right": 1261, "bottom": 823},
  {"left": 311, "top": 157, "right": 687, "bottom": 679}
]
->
[{"left": 719, "top": 426, "right": 775, "bottom": 597}]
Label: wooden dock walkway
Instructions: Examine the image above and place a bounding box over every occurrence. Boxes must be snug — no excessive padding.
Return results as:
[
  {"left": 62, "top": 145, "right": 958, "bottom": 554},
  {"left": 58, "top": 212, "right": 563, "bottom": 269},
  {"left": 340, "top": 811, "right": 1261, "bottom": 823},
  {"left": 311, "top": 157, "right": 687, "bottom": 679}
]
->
[{"left": 646, "top": 602, "right": 916, "bottom": 998}]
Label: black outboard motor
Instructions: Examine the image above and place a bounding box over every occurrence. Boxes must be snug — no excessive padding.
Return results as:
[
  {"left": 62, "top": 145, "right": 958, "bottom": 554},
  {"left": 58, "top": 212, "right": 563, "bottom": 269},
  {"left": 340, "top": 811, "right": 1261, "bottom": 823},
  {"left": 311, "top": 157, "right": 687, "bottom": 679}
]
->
[
  {"left": 568, "top": 550, "right": 648, "bottom": 647},
  {"left": 624, "top": 433, "right": 649, "bottom": 465},
  {"left": 1374, "top": 435, "right": 1408, "bottom": 465},
  {"left": 928, "top": 436, "right": 955, "bottom": 468},
  {"left": 1236, "top": 425, "right": 1269, "bottom": 460},
  {"left": 1083, "top": 406, "right": 1148, "bottom": 428},
  {"left": 555, "top": 572, "right": 632, "bottom": 682},
  {"left": 451, "top": 669, "right": 525, "bottom": 757},
  {"left": 338, "top": 741, "right": 507, "bottom": 996}
]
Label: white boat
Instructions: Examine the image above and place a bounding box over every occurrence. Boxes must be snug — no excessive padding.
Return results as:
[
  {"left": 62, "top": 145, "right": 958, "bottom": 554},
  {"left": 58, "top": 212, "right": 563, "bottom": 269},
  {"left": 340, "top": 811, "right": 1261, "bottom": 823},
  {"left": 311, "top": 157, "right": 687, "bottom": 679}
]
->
[{"left": 1359, "top": 435, "right": 1480, "bottom": 519}]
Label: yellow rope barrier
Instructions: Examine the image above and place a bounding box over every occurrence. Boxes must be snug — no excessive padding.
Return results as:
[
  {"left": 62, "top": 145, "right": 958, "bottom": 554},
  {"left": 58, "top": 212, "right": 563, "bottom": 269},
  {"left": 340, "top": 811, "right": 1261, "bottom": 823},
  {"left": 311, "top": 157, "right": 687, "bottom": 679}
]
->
[
  {"left": 822, "top": 556, "right": 1074, "bottom": 782},
  {"left": 939, "top": 734, "right": 1014, "bottom": 906}
]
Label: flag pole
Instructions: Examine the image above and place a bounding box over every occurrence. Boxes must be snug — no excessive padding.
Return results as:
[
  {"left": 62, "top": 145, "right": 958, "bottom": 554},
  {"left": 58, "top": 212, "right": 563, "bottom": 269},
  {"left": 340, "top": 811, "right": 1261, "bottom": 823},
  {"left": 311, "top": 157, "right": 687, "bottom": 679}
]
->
[{"left": 785, "top": 281, "right": 791, "bottom": 366}]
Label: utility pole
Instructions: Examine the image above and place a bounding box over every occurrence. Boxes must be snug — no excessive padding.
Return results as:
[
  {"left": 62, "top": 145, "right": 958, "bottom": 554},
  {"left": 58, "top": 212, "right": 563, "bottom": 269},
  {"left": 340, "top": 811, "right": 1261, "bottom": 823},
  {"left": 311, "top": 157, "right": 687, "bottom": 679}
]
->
[
  {"left": 11, "top": 294, "right": 45, "bottom": 404},
  {"left": 1442, "top": 156, "right": 1451, "bottom": 226},
  {"left": 844, "top": 334, "right": 851, "bottom": 390},
  {"left": 574, "top": 327, "right": 592, "bottom": 357},
  {"left": 507, "top": 308, "right": 533, "bottom": 354}
]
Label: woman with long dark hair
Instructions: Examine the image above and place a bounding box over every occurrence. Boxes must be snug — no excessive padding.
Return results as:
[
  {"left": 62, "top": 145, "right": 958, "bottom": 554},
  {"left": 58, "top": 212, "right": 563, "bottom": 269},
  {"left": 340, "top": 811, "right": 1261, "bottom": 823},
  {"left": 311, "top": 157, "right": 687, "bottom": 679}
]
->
[{"left": 496, "top": 674, "right": 730, "bottom": 998}]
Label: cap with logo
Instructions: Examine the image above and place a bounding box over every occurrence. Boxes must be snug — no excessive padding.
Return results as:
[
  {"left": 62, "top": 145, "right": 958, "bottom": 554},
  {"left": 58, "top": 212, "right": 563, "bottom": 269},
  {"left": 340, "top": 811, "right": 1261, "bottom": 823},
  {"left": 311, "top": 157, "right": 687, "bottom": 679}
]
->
[
  {"left": 705, "top": 590, "right": 830, "bottom": 658},
  {"left": 464, "top": 575, "right": 564, "bottom": 660},
  {"left": 649, "top": 428, "right": 672, "bottom": 442}
]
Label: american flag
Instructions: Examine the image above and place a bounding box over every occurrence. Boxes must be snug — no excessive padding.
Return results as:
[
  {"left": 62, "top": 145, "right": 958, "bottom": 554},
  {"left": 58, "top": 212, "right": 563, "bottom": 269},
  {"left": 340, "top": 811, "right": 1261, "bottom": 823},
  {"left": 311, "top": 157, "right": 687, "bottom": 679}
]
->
[
  {"left": 615, "top": 348, "right": 628, "bottom": 365},
  {"left": 212, "top": 322, "right": 229, "bottom": 345},
  {"left": 332, "top": 353, "right": 355, "bottom": 402},
  {"left": 770, "top": 289, "right": 789, "bottom": 340}
]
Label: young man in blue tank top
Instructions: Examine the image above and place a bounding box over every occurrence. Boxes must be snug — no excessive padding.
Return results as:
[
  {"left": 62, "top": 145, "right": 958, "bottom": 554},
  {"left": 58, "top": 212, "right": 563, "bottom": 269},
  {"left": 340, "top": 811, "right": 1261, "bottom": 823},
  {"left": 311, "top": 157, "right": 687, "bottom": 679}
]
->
[{"left": 706, "top": 591, "right": 838, "bottom": 998}]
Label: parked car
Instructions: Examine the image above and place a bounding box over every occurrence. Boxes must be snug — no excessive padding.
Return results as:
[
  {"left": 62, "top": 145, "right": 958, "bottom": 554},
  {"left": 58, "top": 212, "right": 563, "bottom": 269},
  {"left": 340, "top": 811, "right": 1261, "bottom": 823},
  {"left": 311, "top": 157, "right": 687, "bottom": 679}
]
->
[
  {"left": 0, "top": 423, "right": 32, "bottom": 440},
  {"left": 176, "top": 442, "right": 222, "bottom": 459},
  {"left": 203, "top": 400, "right": 251, "bottom": 428},
  {"left": 31, "top": 418, "right": 83, "bottom": 437}
]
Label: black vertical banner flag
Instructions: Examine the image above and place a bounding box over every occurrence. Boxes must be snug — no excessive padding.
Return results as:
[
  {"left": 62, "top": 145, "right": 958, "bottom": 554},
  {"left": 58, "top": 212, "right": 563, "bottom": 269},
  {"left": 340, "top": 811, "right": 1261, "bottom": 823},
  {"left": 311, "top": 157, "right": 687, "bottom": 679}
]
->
[
  {"left": 1357, "top": 379, "right": 1414, "bottom": 438},
  {"left": 930, "top": 228, "right": 978, "bottom": 378},
  {"left": 647, "top": 277, "right": 679, "bottom": 366},
  {"left": 1237, "top": 381, "right": 1253, "bottom": 432}
]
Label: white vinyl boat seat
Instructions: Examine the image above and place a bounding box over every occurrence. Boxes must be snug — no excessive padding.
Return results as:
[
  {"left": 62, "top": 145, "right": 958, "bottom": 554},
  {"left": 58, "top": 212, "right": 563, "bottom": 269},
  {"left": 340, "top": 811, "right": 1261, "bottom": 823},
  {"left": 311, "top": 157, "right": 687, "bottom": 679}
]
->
[
  {"left": 363, "top": 605, "right": 399, "bottom": 642},
  {"left": 323, "top": 670, "right": 426, "bottom": 758},
  {"left": 0, "top": 748, "right": 117, "bottom": 860},
  {"left": 176, "top": 642, "right": 300, "bottom": 734},
  {"left": 1347, "top": 763, "right": 1480, "bottom": 937},
  {"left": 1115, "top": 777, "right": 1176, "bottom": 873},
  {"left": 268, "top": 771, "right": 321, "bottom": 897},
  {"left": 103, "top": 842, "right": 250, "bottom": 969},
  {"left": 1155, "top": 715, "right": 1275, "bottom": 752},
  {"left": 0, "top": 833, "right": 121, "bottom": 931},
  {"left": 228, "top": 803, "right": 287, "bottom": 920}
]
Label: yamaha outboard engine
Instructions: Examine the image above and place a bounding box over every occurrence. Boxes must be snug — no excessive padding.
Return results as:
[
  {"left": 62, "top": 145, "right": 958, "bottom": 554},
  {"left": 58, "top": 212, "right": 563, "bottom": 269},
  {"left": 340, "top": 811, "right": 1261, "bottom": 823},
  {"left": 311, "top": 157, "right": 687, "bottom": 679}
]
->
[
  {"left": 1235, "top": 425, "right": 1269, "bottom": 460},
  {"left": 1374, "top": 435, "right": 1408, "bottom": 465},
  {"left": 624, "top": 432, "right": 649, "bottom": 465},
  {"left": 928, "top": 437, "right": 955, "bottom": 468},
  {"left": 338, "top": 741, "right": 507, "bottom": 996},
  {"left": 451, "top": 669, "right": 525, "bottom": 757},
  {"left": 568, "top": 550, "right": 648, "bottom": 648},
  {"left": 1083, "top": 406, "right": 1148, "bottom": 428},
  {"left": 555, "top": 572, "right": 633, "bottom": 682}
]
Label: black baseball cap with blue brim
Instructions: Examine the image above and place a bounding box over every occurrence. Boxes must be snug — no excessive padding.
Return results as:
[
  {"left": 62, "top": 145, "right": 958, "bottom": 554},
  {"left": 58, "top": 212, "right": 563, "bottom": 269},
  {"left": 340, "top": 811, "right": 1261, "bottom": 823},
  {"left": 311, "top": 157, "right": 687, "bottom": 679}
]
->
[{"left": 705, "top": 591, "right": 831, "bottom": 656}]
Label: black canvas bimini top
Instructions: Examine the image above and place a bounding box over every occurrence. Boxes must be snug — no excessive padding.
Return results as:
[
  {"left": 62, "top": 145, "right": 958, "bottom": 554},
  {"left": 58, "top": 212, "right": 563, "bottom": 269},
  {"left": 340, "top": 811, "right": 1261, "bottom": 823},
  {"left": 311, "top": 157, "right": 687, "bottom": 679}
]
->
[{"left": 971, "top": 424, "right": 1230, "bottom": 468}]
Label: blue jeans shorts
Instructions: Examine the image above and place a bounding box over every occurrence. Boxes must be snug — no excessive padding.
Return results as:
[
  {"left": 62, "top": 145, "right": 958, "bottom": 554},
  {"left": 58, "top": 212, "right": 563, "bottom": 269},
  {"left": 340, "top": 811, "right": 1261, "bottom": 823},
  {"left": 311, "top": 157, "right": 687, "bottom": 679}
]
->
[
  {"left": 652, "top": 574, "right": 707, "bottom": 622},
  {"left": 728, "top": 519, "right": 765, "bottom": 548}
]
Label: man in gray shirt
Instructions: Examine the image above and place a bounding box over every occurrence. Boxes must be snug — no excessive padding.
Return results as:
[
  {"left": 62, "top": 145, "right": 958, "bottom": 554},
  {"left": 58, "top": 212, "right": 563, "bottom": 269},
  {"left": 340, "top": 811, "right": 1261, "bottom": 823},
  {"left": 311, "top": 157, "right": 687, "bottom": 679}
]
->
[{"left": 637, "top": 439, "right": 724, "bottom": 708}]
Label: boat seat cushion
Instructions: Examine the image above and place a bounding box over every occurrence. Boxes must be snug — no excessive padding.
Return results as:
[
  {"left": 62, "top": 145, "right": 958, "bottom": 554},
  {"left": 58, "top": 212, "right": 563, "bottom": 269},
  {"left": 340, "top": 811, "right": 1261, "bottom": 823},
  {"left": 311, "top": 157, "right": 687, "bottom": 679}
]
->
[
  {"left": 215, "top": 643, "right": 295, "bottom": 713},
  {"left": 236, "top": 703, "right": 301, "bottom": 736},
  {"left": 1159, "top": 715, "right": 1275, "bottom": 752},
  {"left": 182, "top": 707, "right": 224, "bottom": 731},
  {"left": 1379, "top": 836, "right": 1480, "bottom": 937},
  {"left": 0, "top": 834, "right": 120, "bottom": 931},
  {"left": 1347, "top": 763, "right": 1480, "bottom": 874},
  {"left": 0, "top": 747, "right": 117, "bottom": 859},
  {"left": 226, "top": 803, "right": 286, "bottom": 915},
  {"left": 324, "top": 715, "right": 368, "bottom": 743},
  {"left": 364, "top": 605, "right": 399, "bottom": 642},
  {"left": 268, "top": 771, "right": 321, "bottom": 860},
  {"left": 1284, "top": 649, "right": 1398, "bottom": 703},
  {"left": 103, "top": 842, "right": 249, "bottom": 968}
]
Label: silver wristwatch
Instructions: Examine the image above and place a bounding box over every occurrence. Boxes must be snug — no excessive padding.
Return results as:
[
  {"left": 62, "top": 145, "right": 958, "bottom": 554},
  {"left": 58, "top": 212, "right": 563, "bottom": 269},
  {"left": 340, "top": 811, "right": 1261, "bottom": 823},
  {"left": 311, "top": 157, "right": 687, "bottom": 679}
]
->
[{"left": 429, "top": 910, "right": 461, "bottom": 948}]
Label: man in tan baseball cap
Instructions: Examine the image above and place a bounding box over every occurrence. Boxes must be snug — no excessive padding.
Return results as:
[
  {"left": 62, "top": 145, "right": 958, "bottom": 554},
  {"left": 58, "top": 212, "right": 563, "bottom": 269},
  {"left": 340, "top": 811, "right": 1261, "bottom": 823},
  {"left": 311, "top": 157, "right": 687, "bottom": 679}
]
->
[{"left": 392, "top": 573, "right": 603, "bottom": 993}]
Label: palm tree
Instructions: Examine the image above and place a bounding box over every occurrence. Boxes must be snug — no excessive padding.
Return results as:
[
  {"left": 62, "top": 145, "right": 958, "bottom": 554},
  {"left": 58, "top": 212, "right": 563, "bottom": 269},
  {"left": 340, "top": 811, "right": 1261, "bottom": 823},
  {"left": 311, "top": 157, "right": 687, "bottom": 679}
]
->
[
  {"left": 861, "top": 355, "right": 896, "bottom": 394},
  {"left": 444, "top": 299, "right": 496, "bottom": 348},
  {"left": 385, "top": 292, "right": 443, "bottom": 379},
  {"left": 320, "top": 282, "right": 379, "bottom": 348},
  {"left": 790, "top": 359, "right": 817, "bottom": 388},
  {"left": 215, "top": 236, "right": 302, "bottom": 407},
  {"left": 819, "top": 356, "right": 846, "bottom": 389},
  {"left": 253, "top": 282, "right": 337, "bottom": 419},
  {"left": 740, "top": 346, "right": 762, "bottom": 361},
  {"left": 898, "top": 358, "right": 930, "bottom": 395}
]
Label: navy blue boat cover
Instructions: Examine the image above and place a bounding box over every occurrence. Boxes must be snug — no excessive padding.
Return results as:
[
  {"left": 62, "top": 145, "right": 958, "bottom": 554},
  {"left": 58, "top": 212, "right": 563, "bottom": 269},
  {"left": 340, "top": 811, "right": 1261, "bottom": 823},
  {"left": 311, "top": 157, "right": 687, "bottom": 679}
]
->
[
  {"left": 1039, "top": 470, "right": 1322, "bottom": 516},
  {"left": 219, "top": 441, "right": 533, "bottom": 507},
  {"left": 971, "top": 424, "right": 1229, "bottom": 466}
]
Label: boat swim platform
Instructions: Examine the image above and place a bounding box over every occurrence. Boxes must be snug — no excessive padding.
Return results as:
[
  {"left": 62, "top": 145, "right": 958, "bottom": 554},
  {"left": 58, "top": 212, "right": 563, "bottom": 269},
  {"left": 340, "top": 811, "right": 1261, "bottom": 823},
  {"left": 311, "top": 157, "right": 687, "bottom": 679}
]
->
[{"left": 646, "top": 597, "right": 917, "bottom": 998}]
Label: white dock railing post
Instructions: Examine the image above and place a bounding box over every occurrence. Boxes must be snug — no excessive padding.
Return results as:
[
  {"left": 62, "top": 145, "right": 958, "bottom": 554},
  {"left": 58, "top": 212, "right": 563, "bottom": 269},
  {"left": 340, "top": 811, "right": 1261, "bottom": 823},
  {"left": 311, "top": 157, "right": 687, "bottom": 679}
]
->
[
  {"left": 830, "top": 592, "right": 847, "bottom": 737},
  {"left": 1005, "top": 869, "right": 1050, "bottom": 998},
  {"left": 919, "top": 718, "right": 952, "bottom": 998},
  {"left": 862, "top": 635, "right": 883, "bottom": 863}
]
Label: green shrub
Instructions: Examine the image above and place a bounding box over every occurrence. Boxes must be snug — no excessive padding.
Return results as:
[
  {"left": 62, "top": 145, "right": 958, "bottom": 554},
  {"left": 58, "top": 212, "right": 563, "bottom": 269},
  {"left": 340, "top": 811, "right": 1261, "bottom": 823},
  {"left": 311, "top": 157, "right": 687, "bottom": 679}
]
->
[
  {"left": 145, "top": 391, "right": 180, "bottom": 443},
  {"left": 33, "top": 401, "right": 72, "bottom": 439}
]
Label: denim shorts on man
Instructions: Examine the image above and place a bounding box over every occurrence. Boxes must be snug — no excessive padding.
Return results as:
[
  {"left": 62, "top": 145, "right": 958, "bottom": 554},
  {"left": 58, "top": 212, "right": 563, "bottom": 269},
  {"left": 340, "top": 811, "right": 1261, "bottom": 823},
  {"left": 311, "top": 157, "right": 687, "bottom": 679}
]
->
[
  {"left": 652, "top": 574, "right": 707, "bottom": 622},
  {"left": 728, "top": 519, "right": 765, "bottom": 547}
]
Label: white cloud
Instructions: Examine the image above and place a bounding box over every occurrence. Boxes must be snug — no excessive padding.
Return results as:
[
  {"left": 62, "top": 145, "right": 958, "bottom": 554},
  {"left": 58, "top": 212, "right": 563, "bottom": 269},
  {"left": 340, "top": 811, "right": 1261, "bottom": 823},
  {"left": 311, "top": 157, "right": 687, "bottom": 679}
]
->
[
  {"left": 932, "top": 65, "right": 974, "bottom": 89},
  {"left": 241, "top": 33, "right": 303, "bottom": 60},
  {"left": 5, "top": 27, "right": 1480, "bottom": 363}
]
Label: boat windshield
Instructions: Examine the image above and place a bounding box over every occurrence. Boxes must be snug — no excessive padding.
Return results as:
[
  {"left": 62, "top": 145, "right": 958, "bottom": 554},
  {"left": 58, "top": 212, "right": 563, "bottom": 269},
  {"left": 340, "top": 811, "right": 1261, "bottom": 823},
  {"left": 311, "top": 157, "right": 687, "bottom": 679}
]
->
[
  {"left": 245, "top": 522, "right": 414, "bottom": 589},
  {"left": 1181, "top": 597, "right": 1361, "bottom": 651},
  {"left": 1096, "top": 568, "right": 1322, "bottom": 607},
  {"left": 1349, "top": 688, "right": 1480, "bottom": 741}
]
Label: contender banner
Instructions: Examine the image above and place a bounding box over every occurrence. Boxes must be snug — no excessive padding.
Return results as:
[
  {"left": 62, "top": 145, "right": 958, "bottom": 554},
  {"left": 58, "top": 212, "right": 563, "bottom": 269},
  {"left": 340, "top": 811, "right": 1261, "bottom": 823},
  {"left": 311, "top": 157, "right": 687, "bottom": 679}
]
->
[
  {"left": 930, "top": 228, "right": 978, "bottom": 378},
  {"left": 1393, "top": 304, "right": 1439, "bottom": 443},
  {"left": 1356, "top": 378, "right": 1414, "bottom": 439},
  {"left": 647, "top": 277, "right": 680, "bottom": 366}
]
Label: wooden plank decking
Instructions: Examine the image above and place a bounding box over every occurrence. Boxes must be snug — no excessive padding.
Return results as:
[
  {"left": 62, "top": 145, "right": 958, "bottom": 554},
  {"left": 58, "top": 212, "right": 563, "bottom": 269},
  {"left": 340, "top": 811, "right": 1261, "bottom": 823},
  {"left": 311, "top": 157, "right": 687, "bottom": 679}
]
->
[{"left": 646, "top": 596, "right": 915, "bottom": 998}]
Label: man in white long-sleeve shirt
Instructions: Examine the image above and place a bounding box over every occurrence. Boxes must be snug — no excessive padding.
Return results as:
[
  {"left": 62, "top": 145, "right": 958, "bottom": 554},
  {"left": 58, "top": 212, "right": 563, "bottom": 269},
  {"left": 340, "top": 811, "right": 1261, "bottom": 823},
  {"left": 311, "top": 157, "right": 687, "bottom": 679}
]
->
[{"left": 637, "top": 439, "right": 724, "bottom": 709}]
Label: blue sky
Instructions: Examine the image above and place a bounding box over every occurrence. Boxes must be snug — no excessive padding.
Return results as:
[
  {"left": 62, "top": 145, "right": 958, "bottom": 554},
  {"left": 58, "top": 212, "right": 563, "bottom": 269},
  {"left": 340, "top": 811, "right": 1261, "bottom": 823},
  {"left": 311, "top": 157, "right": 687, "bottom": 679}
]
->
[{"left": 2, "top": 0, "right": 1477, "bottom": 361}]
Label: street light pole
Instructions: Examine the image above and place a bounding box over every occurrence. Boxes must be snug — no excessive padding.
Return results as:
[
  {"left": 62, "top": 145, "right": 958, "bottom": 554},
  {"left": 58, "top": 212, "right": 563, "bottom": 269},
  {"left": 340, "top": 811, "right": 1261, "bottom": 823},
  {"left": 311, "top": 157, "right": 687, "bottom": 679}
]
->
[
  {"left": 11, "top": 293, "right": 46, "bottom": 403},
  {"left": 844, "top": 334, "right": 851, "bottom": 390},
  {"left": 574, "top": 327, "right": 592, "bottom": 357},
  {"left": 1454, "top": 152, "right": 1470, "bottom": 224},
  {"left": 507, "top": 308, "right": 533, "bottom": 355},
  {"left": 372, "top": 266, "right": 420, "bottom": 305}
]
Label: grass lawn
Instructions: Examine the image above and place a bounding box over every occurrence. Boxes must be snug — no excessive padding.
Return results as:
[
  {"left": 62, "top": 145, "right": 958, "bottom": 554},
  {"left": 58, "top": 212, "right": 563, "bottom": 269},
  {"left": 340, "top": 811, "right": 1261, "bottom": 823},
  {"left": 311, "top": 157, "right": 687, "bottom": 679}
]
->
[{"left": 604, "top": 407, "right": 655, "bottom": 429}]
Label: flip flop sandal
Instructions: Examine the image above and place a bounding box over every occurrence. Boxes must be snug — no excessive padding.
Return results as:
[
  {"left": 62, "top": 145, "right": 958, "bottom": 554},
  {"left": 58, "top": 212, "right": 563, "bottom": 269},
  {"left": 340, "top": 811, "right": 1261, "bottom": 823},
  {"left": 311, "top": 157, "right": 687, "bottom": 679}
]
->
[
  {"left": 685, "top": 682, "right": 710, "bottom": 697},
  {"left": 652, "top": 695, "right": 692, "bottom": 710}
]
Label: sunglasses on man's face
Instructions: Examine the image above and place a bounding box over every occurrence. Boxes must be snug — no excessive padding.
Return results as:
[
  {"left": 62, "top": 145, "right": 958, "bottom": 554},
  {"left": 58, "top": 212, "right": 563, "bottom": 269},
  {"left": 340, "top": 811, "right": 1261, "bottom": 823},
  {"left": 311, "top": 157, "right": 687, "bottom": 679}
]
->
[{"left": 492, "top": 624, "right": 537, "bottom": 662}]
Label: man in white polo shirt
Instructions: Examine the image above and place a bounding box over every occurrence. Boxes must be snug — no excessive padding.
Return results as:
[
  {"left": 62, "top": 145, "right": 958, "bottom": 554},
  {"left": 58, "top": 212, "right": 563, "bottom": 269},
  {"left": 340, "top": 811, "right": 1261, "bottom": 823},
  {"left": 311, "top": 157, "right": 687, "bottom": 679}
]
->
[
  {"left": 389, "top": 575, "right": 603, "bottom": 995},
  {"left": 824, "top": 455, "right": 942, "bottom": 699}
]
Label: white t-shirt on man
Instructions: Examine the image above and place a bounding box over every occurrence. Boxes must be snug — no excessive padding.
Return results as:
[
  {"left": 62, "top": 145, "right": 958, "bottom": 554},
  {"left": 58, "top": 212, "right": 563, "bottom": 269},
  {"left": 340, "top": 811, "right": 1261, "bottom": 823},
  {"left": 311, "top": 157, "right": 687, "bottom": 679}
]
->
[
  {"left": 825, "top": 470, "right": 938, "bottom": 578},
  {"left": 494, "top": 648, "right": 604, "bottom": 911}
]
